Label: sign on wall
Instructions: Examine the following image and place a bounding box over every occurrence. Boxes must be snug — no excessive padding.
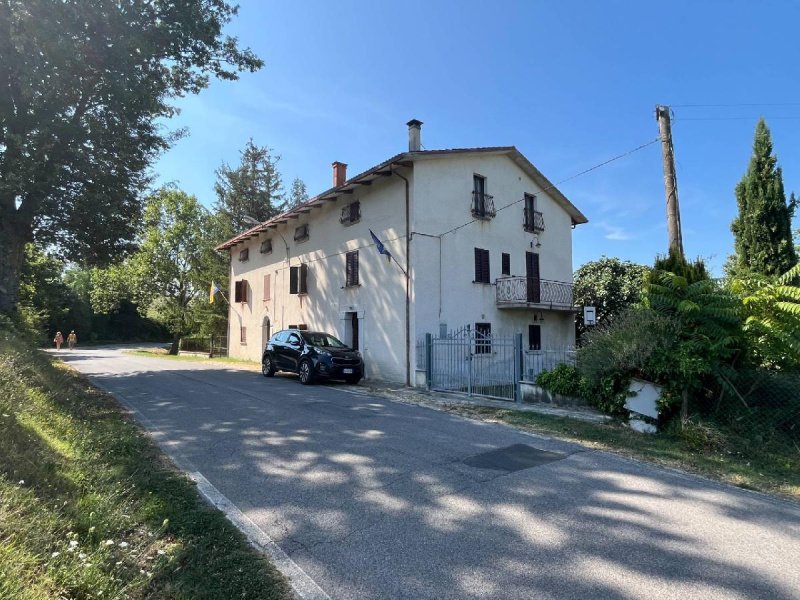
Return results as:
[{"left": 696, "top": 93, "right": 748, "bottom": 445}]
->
[{"left": 583, "top": 306, "right": 597, "bottom": 326}]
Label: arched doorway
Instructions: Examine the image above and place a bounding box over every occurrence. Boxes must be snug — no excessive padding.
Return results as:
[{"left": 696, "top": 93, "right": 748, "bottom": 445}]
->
[{"left": 261, "top": 316, "right": 271, "bottom": 350}]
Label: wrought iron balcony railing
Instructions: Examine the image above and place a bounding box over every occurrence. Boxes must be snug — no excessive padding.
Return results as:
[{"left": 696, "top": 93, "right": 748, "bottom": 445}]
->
[
  {"left": 523, "top": 208, "right": 545, "bottom": 232},
  {"left": 495, "top": 277, "right": 574, "bottom": 308},
  {"left": 471, "top": 190, "right": 496, "bottom": 219}
]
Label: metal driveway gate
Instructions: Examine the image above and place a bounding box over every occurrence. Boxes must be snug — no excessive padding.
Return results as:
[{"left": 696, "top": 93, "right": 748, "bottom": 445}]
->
[{"left": 425, "top": 325, "right": 522, "bottom": 402}]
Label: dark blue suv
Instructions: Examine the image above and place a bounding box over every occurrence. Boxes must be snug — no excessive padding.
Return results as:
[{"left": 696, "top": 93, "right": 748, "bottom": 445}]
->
[{"left": 262, "top": 329, "right": 363, "bottom": 385}]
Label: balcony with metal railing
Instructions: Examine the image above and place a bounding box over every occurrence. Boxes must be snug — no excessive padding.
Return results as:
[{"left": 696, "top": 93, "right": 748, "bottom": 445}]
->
[
  {"left": 495, "top": 277, "right": 575, "bottom": 310},
  {"left": 523, "top": 207, "right": 545, "bottom": 232},
  {"left": 471, "top": 190, "right": 496, "bottom": 220}
]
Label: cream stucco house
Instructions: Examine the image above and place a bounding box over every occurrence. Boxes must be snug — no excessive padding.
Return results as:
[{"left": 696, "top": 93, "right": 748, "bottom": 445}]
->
[{"left": 216, "top": 120, "right": 588, "bottom": 385}]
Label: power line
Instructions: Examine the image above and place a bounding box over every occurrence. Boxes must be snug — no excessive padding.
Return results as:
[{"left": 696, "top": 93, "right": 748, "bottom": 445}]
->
[
  {"left": 267, "top": 233, "right": 405, "bottom": 273},
  {"left": 252, "top": 137, "right": 662, "bottom": 272},
  {"left": 437, "top": 137, "right": 661, "bottom": 238},
  {"left": 669, "top": 102, "right": 800, "bottom": 108},
  {"left": 675, "top": 116, "right": 800, "bottom": 121}
]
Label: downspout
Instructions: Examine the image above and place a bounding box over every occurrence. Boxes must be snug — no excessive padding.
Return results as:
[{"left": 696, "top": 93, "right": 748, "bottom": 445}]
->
[{"left": 393, "top": 169, "right": 411, "bottom": 386}]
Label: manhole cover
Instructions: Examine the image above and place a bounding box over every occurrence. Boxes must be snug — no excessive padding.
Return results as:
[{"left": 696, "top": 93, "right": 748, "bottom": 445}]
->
[{"left": 463, "top": 443, "right": 567, "bottom": 472}]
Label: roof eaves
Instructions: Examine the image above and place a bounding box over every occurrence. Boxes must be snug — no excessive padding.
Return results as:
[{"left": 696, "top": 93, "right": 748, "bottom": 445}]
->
[{"left": 215, "top": 151, "right": 410, "bottom": 251}]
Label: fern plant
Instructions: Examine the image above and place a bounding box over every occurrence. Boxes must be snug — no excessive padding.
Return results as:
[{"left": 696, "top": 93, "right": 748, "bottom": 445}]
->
[
  {"left": 646, "top": 273, "right": 743, "bottom": 424},
  {"left": 730, "top": 263, "right": 800, "bottom": 370}
]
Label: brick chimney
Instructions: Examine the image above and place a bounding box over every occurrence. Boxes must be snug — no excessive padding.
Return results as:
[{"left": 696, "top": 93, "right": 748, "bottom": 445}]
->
[
  {"left": 407, "top": 119, "right": 423, "bottom": 152},
  {"left": 332, "top": 161, "right": 347, "bottom": 187}
]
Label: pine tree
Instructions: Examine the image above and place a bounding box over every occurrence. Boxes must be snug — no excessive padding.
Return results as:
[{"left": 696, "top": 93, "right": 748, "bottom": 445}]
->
[
  {"left": 213, "top": 140, "right": 285, "bottom": 233},
  {"left": 730, "top": 119, "right": 797, "bottom": 277},
  {"left": 288, "top": 177, "right": 309, "bottom": 208}
]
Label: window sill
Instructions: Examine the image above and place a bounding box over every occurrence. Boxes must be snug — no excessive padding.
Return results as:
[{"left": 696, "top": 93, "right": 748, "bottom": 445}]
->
[
  {"left": 294, "top": 237, "right": 309, "bottom": 244},
  {"left": 343, "top": 283, "right": 361, "bottom": 289},
  {"left": 472, "top": 281, "right": 492, "bottom": 285}
]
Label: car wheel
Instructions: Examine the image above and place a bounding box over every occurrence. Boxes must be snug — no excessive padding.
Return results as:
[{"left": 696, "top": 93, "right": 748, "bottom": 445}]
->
[
  {"left": 298, "top": 359, "right": 314, "bottom": 385},
  {"left": 262, "top": 356, "right": 275, "bottom": 377},
  {"left": 344, "top": 376, "right": 362, "bottom": 385}
]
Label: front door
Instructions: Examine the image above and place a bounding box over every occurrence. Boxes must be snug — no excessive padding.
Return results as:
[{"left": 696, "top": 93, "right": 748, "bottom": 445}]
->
[
  {"left": 526, "top": 252, "right": 541, "bottom": 303},
  {"left": 350, "top": 312, "right": 359, "bottom": 350}
]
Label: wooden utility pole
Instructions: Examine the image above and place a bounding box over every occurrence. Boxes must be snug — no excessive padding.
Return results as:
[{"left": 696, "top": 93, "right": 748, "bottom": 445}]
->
[{"left": 656, "top": 105, "right": 684, "bottom": 258}]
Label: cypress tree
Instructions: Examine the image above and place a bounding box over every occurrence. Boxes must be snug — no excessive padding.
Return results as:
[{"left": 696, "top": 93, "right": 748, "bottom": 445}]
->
[{"left": 730, "top": 119, "right": 797, "bottom": 277}]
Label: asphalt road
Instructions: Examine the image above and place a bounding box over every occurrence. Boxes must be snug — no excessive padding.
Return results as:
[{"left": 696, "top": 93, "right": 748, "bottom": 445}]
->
[{"left": 58, "top": 347, "right": 800, "bottom": 600}]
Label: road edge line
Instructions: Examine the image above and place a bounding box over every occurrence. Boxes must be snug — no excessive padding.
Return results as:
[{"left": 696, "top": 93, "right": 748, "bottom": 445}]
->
[{"left": 86, "top": 377, "right": 331, "bottom": 600}]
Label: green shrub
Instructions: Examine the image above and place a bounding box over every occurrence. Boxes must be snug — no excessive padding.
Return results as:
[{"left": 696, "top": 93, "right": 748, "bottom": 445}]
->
[
  {"left": 535, "top": 364, "right": 584, "bottom": 397},
  {"left": 582, "top": 372, "right": 631, "bottom": 417},
  {"left": 578, "top": 308, "right": 679, "bottom": 384}
]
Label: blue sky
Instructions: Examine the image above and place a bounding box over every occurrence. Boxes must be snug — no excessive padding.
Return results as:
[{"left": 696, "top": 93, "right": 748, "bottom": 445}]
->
[{"left": 155, "top": 0, "right": 800, "bottom": 274}]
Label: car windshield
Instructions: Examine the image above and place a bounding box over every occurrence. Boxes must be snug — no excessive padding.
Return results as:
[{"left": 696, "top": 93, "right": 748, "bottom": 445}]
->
[{"left": 302, "top": 333, "right": 348, "bottom": 348}]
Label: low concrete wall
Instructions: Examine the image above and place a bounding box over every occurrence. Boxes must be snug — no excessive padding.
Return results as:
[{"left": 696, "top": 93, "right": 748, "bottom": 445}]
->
[{"left": 520, "top": 382, "right": 587, "bottom": 408}]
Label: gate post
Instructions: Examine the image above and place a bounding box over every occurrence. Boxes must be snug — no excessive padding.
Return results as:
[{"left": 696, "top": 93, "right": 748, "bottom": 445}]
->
[
  {"left": 209, "top": 334, "right": 214, "bottom": 358},
  {"left": 425, "top": 333, "right": 433, "bottom": 390},
  {"left": 514, "top": 333, "right": 523, "bottom": 403}
]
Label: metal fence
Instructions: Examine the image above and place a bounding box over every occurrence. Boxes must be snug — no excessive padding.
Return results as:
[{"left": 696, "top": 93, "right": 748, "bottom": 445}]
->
[
  {"left": 210, "top": 334, "right": 228, "bottom": 358},
  {"left": 523, "top": 349, "right": 577, "bottom": 382},
  {"left": 714, "top": 370, "right": 800, "bottom": 453},
  {"left": 178, "top": 335, "right": 228, "bottom": 357},
  {"left": 418, "top": 325, "right": 522, "bottom": 402},
  {"left": 179, "top": 337, "right": 210, "bottom": 353}
]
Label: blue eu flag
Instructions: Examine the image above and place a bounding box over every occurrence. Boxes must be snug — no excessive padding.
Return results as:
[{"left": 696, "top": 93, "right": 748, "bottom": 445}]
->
[{"left": 369, "top": 229, "right": 391, "bottom": 260}]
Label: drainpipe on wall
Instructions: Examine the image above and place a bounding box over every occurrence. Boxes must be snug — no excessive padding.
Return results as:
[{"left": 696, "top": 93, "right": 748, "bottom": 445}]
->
[{"left": 393, "top": 169, "right": 411, "bottom": 387}]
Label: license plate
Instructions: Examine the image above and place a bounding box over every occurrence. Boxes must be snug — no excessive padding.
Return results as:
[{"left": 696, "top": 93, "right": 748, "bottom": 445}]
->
[{"left": 343, "top": 368, "right": 353, "bottom": 374}]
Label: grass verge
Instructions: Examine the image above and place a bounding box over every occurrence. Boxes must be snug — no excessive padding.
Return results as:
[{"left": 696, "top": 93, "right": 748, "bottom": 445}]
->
[
  {"left": 0, "top": 328, "right": 292, "bottom": 599},
  {"left": 125, "top": 348, "right": 259, "bottom": 370},
  {"left": 439, "top": 404, "right": 800, "bottom": 501}
]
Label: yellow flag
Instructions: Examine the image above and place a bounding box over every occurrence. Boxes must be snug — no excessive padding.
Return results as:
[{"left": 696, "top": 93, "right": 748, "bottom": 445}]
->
[{"left": 209, "top": 281, "right": 219, "bottom": 304}]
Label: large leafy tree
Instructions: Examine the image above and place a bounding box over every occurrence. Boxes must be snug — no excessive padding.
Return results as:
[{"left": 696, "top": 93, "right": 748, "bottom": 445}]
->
[
  {"left": 17, "top": 244, "right": 90, "bottom": 340},
  {"left": 573, "top": 256, "right": 650, "bottom": 338},
  {"left": 730, "top": 119, "right": 797, "bottom": 277},
  {"left": 214, "top": 140, "right": 285, "bottom": 234},
  {"left": 0, "top": 0, "right": 262, "bottom": 313},
  {"left": 91, "top": 188, "right": 221, "bottom": 354}
]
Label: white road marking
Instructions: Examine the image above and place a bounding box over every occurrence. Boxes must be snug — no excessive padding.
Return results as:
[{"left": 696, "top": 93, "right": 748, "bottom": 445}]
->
[
  {"left": 85, "top": 376, "right": 331, "bottom": 600},
  {"left": 190, "top": 470, "right": 331, "bottom": 600}
]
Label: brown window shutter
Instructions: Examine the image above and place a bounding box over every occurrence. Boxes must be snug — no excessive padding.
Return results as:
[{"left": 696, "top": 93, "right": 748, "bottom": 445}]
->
[
  {"left": 299, "top": 264, "right": 308, "bottom": 294},
  {"left": 474, "top": 248, "right": 482, "bottom": 282},
  {"left": 289, "top": 266, "right": 298, "bottom": 294},
  {"left": 346, "top": 251, "right": 359, "bottom": 286},
  {"left": 263, "top": 274, "right": 270, "bottom": 301},
  {"left": 240, "top": 326, "right": 247, "bottom": 343},
  {"left": 482, "top": 250, "right": 490, "bottom": 283},
  {"left": 241, "top": 280, "right": 248, "bottom": 302},
  {"left": 502, "top": 253, "right": 510, "bottom": 276}
]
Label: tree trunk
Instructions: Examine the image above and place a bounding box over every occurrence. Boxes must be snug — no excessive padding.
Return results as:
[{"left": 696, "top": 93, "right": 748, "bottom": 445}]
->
[
  {"left": 169, "top": 332, "right": 180, "bottom": 355},
  {"left": 680, "top": 388, "right": 689, "bottom": 428},
  {"left": 0, "top": 220, "right": 27, "bottom": 315}
]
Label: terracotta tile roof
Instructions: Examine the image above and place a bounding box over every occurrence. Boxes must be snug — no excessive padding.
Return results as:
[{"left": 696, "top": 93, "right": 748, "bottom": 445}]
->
[{"left": 215, "top": 147, "right": 587, "bottom": 251}]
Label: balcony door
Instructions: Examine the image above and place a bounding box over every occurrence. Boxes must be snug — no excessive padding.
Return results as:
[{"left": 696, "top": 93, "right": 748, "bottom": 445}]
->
[{"left": 526, "top": 252, "right": 541, "bottom": 303}]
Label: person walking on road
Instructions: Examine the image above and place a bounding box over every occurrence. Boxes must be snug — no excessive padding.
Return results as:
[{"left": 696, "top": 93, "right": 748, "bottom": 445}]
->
[
  {"left": 54, "top": 331, "right": 64, "bottom": 351},
  {"left": 67, "top": 330, "right": 77, "bottom": 350}
]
